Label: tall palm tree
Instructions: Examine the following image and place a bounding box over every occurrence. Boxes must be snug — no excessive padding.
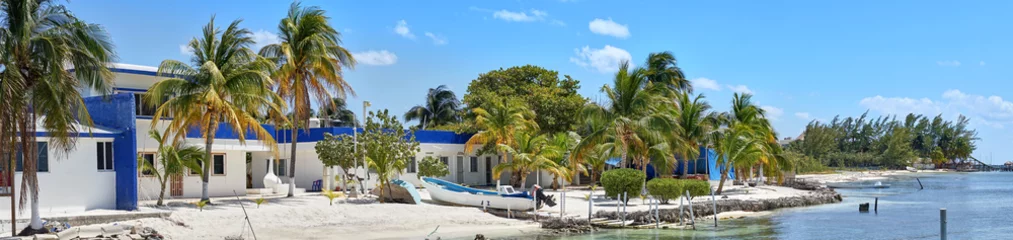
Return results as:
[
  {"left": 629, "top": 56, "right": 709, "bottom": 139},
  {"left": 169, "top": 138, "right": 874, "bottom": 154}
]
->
[
  {"left": 673, "top": 93, "right": 713, "bottom": 178},
  {"left": 712, "top": 124, "right": 763, "bottom": 194},
  {"left": 0, "top": 0, "right": 116, "bottom": 231},
  {"left": 493, "top": 130, "right": 563, "bottom": 190},
  {"left": 545, "top": 131, "right": 580, "bottom": 190},
  {"left": 716, "top": 93, "right": 783, "bottom": 186},
  {"left": 260, "top": 2, "right": 356, "bottom": 197},
  {"left": 644, "top": 51, "right": 690, "bottom": 94},
  {"left": 404, "top": 85, "right": 461, "bottom": 129},
  {"left": 147, "top": 17, "right": 282, "bottom": 202},
  {"left": 319, "top": 97, "right": 356, "bottom": 127},
  {"left": 579, "top": 143, "right": 615, "bottom": 187},
  {"left": 464, "top": 98, "right": 535, "bottom": 186},
  {"left": 576, "top": 61, "right": 674, "bottom": 177}
]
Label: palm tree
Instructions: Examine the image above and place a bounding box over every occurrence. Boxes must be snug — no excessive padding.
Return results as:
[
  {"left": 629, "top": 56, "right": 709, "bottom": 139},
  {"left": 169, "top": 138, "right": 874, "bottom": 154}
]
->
[
  {"left": 319, "top": 97, "right": 356, "bottom": 127},
  {"left": 576, "top": 61, "right": 674, "bottom": 176},
  {"left": 147, "top": 17, "right": 282, "bottom": 202},
  {"left": 579, "top": 143, "right": 615, "bottom": 187},
  {"left": 260, "top": 2, "right": 356, "bottom": 197},
  {"left": 673, "top": 93, "right": 713, "bottom": 178},
  {"left": 712, "top": 124, "right": 763, "bottom": 194},
  {"left": 140, "top": 130, "right": 205, "bottom": 206},
  {"left": 716, "top": 93, "right": 783, "bottom": 186},
  {"left": 644, "top": 51, "right": 690, "bottom": 94},
  {"left": 464, "top": 98, "right": 535, "bottom": 186},
  {"left": 545, "top": 132, "right": 580, "bottom": 190},
  {"left": 493, "top": 131, "right": 563, "bottom": 190},
  {"left": 0, "top": 0, "right": 116, "bottom": 231},
  {"left": 404, "top": 85, "right": 461, "bottom": 129}
]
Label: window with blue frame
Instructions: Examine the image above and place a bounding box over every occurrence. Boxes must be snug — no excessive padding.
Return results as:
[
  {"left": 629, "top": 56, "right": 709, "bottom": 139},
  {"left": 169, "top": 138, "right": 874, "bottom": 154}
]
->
[{"left": 5, "top": 142, "right": 49, "bottom": 173}]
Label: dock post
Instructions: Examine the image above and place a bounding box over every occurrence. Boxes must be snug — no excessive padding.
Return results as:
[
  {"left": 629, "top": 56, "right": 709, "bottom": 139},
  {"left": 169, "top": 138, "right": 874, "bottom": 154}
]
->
[
  {"left": 874, "top": 198, "right": 878, "bottom": 213},
  {"left": 917, "top": 178, "right": 924, "bottom": 190},
  {"left": 622, "top": 192, "right": 627, "bottom": 224},
  {"left": 685, "top": 190, "right": 696, "bottom": 229},
  {"left": 655, "top": 197, "right": 660, "bottom": 228},
  {"left": 711, "top": 187, "right": 718, "bottom": 227},
  {"left": 940, "top": 208, "right": 947, "bottom": 240},
  {"left": 678, "top": 196, "right": 685, "bottom": 225}
]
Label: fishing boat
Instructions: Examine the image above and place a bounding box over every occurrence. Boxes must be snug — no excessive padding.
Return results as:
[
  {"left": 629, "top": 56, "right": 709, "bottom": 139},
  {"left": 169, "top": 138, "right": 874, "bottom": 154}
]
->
[{"left": 421, "top": 177, "right": 555, "bottom": 211}]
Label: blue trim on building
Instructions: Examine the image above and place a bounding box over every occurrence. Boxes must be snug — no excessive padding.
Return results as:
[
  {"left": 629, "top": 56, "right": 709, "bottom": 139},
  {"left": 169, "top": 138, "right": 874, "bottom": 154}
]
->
[
  {"left": 34, "top": 132, "right": 120, "bottom": 138},
  {"left": 113, "top": 87, "right": 148, "bottom": 92},
  {"left": 110, "top": 68, "right": 158, "bottom": 77},
  {"left": 83, "top": 93, "right": 138, "bottom": 210}
]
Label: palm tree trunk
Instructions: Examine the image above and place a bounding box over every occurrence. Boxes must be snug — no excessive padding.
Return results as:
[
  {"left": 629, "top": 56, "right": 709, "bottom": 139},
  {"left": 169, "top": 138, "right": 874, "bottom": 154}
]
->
[
  {"left": 201, "top": 123, "right": 217, "bottom": 202},
  {"left": 519, "top": 174, "right": 528, "bottom": 191},
  {"left": 552, "top": 175, "right": 559, "bottom": 190},
  {"left": 716, "top": 162, "right": 730, "bottom": 194},
  {"left": 288, "top": 124, "right": 299, "bottom": 197},
  {"left": 681, "top": 154, "right": 689, "bottom": 179},
  {"left": 157, "top": 175, "right": 167, "bottom": 206}
]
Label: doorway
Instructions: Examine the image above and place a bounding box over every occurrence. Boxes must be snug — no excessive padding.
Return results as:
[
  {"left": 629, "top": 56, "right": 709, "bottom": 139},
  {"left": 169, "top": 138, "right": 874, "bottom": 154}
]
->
[
  {"left": 485, "top": 157, "right": 492, "bottom": 185},
  {"left": 170, "top": 173, "right": 183, "bottom": 197},
  {"left": 456, "top": 156, "right": 465, "bottom": 183}
]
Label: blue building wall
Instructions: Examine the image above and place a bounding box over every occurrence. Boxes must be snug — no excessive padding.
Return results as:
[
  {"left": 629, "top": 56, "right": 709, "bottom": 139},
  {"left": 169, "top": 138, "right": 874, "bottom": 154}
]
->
[
  {"left": 83, "top": 93, "right": 138, "bottom": 210},
  {"left": 642, "top": 146, "right": 734, "bottom": 181}
]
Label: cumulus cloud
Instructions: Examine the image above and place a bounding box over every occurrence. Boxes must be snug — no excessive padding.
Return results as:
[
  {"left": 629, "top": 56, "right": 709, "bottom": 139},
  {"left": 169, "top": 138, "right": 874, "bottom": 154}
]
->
[
  {"left": 394, "top": 20, "right": 415, "bottom": 39},
  {"left": 761, "top": 106, "right": 784, "bottom": 120},
  {"left": 353, "top": 50, "right": 398, "bottom": 66},
  {"left": 860, "top": 89, "right": 1013, "bottom": 128},
  {"left": 727, "top": 85, "right": 753, "bottom": 94},
  {"left": 937, "top": 60, "right": 961, "bottom": 67},
  {"left": 424, "top": 32, "right": 447, "bottom": 45},
  {"left": 588, "top": 18, "right": 630, "bottom": 39},
  {"left": 795, "top": 112, "right": 811, "bottom": 120},
  {"left": 251, "top": 30, "right": 281, "bottom": 52},
  {"left": 569, "top": 45, "right": 633, "bottom": 73},
  {"left": 178, "top": 44, "right": 192, "bottom": 56},
  {"left": 690, "top": 78, "right": 721, "bottom": 91},
  {"left": 493, "top": 9, "right": 544, "bottom": 22}
]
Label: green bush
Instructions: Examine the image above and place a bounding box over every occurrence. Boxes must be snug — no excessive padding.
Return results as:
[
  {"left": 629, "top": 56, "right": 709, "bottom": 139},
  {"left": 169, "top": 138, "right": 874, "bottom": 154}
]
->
[
  {"left": 683, "top": 180, "right": 711, "bottom": 200},
  {"left": 600, "top": 169, "right": 645, "bottom": 203},
  {"left": 646, "top": 178, "right": 683, "bottom": 204}
]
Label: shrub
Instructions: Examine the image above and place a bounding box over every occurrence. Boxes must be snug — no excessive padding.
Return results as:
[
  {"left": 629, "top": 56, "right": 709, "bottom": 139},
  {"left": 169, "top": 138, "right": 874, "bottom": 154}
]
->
[
  {"left": 418, "top": 156, "right": 450, "bottom": 178},
  {"left": 683, "top": 180, "right": 711, "bottom": 200},
  {"left": 600, "top": 169, "right": 645, "bottom": 203},
  {"left": 646, "top": 178, "right": 683, "bottom": 204}
]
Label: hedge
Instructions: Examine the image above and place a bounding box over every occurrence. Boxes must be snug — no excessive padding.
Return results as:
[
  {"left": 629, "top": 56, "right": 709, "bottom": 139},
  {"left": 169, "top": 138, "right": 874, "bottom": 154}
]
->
[
  {"left": 645, "top": 178, "right": 712, "bottom": 204},
  {"left": 600, "top": 169, "right": 645, "bottom": 203}
]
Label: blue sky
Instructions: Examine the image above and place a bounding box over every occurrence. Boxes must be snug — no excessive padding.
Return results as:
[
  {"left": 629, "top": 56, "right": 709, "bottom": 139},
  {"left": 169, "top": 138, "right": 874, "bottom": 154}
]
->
[{"left": 67, "top": 0, "right": 1013, "bottom": 163}]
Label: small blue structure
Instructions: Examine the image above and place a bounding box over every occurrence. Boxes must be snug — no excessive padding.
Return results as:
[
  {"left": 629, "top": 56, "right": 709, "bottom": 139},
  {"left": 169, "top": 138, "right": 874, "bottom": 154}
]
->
[{"left": 608, "top": 146, "right": 735, "bottom": 181}]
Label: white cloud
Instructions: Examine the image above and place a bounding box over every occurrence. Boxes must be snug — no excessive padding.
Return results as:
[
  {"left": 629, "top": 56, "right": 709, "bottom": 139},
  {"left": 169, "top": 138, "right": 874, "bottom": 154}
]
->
[
  {"left": 588, "top": 18, "right": 630, "bottom": 39},
  {"left": 353, "top": 50, "right": 398, "bottom": 66},
  {"left": 178, "top": 44, "right": 192, "bottom": 56},
  {"left": 570, "top": 45, "right": 633, "bottom": 73},
  {"left": 251, "top": 30, "right": 281, "bottom": 52},
  {"left": 761, "top": 106, "right": 784, "bottom": 120},
  {"left": 690, "top": 78, "right": 721, "bottom": 91},
  {"left": 860, "top": 89, "right": 1013, "bottom": 128},
  {"left": 727, "top": 85, "right": 753, "bottom": 94},
  {"left": 550, "top": 20, "right": 567, "bottom": 27},
  {"left": 937, "top": 60, "right": 961, "bottom": 67},
  {"left": 980, "top": 61, "right": 986, "bottom": 66},
  {"left": 493, "top": 9, "right": 543, "bottom": 22},
  {"left": 394, "top": 20, "right": 415, "bottom": 39},
  {"left": 795, "top": 112, "right": 811, "bottom": 120},
  {"left": 424, "top": 32, "right": 447, "bottom": 45}
]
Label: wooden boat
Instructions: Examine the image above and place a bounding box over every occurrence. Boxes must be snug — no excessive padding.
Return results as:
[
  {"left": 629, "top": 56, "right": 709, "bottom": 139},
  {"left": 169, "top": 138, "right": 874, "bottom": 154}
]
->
[
  {"left": 421, "top": 177, "right": 549, "bottom": 211},
  {"left": 906, "top": 167, "right": 918, "bottom": 172}
]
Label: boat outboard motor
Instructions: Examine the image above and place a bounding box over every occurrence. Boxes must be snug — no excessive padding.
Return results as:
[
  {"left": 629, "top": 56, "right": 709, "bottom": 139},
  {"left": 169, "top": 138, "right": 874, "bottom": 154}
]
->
[{"left": 532, "top": 185, "right": 557, "bottom": 208}]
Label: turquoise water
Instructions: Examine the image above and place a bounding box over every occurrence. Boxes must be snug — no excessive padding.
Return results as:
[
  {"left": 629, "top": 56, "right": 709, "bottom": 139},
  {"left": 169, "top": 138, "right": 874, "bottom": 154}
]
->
[{"left": 483, "top": 172, "right": 1013, "bottom": 239}]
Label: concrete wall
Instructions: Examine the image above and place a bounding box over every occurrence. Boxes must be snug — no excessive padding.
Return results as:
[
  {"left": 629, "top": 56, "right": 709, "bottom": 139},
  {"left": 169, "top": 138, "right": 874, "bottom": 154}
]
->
[{"left": 0, "top": 137, "right": 118, "bottom": 218}]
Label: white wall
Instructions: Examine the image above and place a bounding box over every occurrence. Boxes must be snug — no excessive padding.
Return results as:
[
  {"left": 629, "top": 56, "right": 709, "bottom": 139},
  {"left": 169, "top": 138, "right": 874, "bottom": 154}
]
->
[
  {"left": 137, "top": 150, "right": 249, "bottom": 200},
  {"left": 0, "top": 137, "right": 118, "bottom": 218}
]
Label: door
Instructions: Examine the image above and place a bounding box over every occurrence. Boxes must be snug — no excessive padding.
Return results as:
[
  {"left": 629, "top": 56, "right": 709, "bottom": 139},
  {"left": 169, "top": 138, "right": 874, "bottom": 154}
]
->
[
  {"left": 456, "top": 156, "right": 465, "bottom": 183},
  {"left": 170, "top": 173, "right": 183, "bottom": 197},
  {"left": 485, "top": 157, "right": 492, "bottom": 185}
]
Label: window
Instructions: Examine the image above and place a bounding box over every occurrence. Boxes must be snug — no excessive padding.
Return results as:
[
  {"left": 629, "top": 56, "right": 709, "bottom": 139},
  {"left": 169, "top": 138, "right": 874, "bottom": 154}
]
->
[
  {"left": 440, "top": 156, "right": 448, "bottom": 166},
  {"left": 470, "top": 157, "right": 478, "bottom": 172},
  {"left": 140, "top": 153, "right": 155, "bottom": 176},
  {"left": 118, "top": 91, "right": 168, "bottom": 117},
  {"left": 407, "top": 157, "right": 417, "bottom": 173},
  {"left": 212, "top": 154, "right": 225, "bottom": 175},
  {"left": 274, "top": 159, "right": 287, "bottom": 176},
  {"left": 97, "top": 142, "right": 114, "bottom": 171},
  {"left": 10, "top": 142, "right": 48, "bottom": 172}
]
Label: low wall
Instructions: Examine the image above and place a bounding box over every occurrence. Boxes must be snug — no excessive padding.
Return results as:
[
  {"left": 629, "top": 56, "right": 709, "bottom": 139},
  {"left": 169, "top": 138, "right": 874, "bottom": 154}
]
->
[{"left": 594, "top": 188, "right": 842, "bottom": 224}]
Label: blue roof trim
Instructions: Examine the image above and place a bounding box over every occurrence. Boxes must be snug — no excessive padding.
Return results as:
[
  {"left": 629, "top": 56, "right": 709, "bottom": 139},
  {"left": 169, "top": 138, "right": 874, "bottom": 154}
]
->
[
  {"left": 114, "top": 87, "right": 148, "bottom": 92},
  {"left": 110, "top": 68, "right": 158, "bottom": 77}
]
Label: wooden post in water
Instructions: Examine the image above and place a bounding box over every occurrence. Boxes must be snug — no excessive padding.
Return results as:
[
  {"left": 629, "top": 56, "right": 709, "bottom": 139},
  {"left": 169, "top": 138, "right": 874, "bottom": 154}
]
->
[
  {"left": 678, "top": 196, "right": 685, "bottom": 225},
  {"left": 685, "top": 190, "right": 696, "bottom": 229},
  {"left": 940, "top": 208, "right": 947, "bottom": 240},
  {"left": 711, "top": 187, "right": 718, "bottom": 227},
  {"left": 874, "top": 198, "right": 878, "bottom": 213},
  {"left": 654, "top": 197, "right": 660, "bottom": 228},
  {"left": 917, "top": 178, "right": 924, "bottom": 190}
]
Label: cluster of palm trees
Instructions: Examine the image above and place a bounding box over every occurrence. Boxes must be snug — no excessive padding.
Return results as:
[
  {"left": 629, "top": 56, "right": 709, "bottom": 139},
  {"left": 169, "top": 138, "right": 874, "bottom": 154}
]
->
[{"left": 146, "top": 2, "right": 356, "bottom": 201}]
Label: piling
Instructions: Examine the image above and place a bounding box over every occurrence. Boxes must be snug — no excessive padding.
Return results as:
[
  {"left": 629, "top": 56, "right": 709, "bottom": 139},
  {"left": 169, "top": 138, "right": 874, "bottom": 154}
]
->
[
  {"left": 940, "top": 208, "right": 947, "bottom": 240},
  {"left": 917, "top": 178, "right": 924, "bottom": 190},
  {"left": 678, "top": 196, "right": 685, "bottom": 225},
  {"left": 711, "top": 187, "right": 718, "bottom": 227},
  {"left": 874, "top": 198, "right": 878, "bottom": 213},
  {"left": 685, "top": 190, "right": 696, "bottom": 228},
  {"left": 654, "top": 197, "right": 660, "bottom": 228}
]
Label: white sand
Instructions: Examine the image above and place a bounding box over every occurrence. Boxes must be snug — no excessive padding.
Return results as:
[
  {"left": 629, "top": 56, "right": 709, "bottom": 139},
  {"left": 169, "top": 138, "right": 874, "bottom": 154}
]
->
[{"left": 796, "top": 169, "right": 933, "bottom": 184}]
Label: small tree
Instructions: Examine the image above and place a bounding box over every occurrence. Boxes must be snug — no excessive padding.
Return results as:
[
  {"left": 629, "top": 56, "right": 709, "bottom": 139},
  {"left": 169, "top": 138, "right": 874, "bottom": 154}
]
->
[
  {"left": 362, "top": 109, "right": 421, "bottom": 203},
  {"left": 138, "top": 129, "right": 205, "bottom": 206},
  {"left": 315, "top": 133, "right": 358, "bottom": 193},
  {"left": 418, "top": 156, "right": 449, "bottom": 178}
]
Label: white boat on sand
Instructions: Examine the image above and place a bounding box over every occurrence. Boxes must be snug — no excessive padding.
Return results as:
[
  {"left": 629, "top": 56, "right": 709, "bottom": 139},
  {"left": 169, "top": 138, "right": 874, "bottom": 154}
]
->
[{"left": 421, "top": 177, "right": 555, "bottom": 211}]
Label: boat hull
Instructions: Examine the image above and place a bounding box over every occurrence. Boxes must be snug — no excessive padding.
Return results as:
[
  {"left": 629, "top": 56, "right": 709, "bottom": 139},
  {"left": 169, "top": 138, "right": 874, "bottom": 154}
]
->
[{"left": 421, "top": 181, "right": 536, "bottom": 211}]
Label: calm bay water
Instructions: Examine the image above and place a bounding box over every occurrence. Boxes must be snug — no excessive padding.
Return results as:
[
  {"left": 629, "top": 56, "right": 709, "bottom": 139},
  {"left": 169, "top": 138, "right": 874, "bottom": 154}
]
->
[{"left": 483, "top": 172, "right": 1013, "bottom": 239}]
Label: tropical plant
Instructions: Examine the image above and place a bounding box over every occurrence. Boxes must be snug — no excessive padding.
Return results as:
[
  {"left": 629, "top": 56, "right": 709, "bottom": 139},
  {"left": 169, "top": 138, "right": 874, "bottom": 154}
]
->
[
  {"left": 195, "top": 200, "right": 209, "bottom": 212},
  {"left": 139, "top": 130, "right": 205, "bottom": 206},
  {"left": 682, "top": 180, "right": 711, "bottom": 200},
  {"left": 672, "top": 93, "right": 714, "bottom": 178},
  {"left": 260, "top": 2, "right": 356, "bottom": 197},
  {"left": 576, "top": 61, "right": 674, "bottom": 177},
  {"left": 147, "top": 17, "right": 282, "bottom": 202},
  {"left": 492, "top": 130, "right": 564, "bottom": 190},
  {"left": 463, "top": 65, "right": 586, "bottom": 134},
  {"left": 643, "top": 51, "right": 690, "bottom": 94},
  {"left": 315, "top": 133, "right": 357, "bottom": 194},
  {"left": 646, "top": 178, "right": 683, "bottom": 204},
  {"left": 254, "top": 198, "right": 267, "bottom": 208},
  {"left": 464, "top": 98, "right": 535, "bottom": 185},
  {"left": 323, "top": 190, "right": 343, "bottom": 206},
  {"left": 405, "top": 85, "right": 462, "bottom": 129},
  {"left": 600, "top": 168, "right": 645, "bottom": 204},
  {"left": 0, "top": 0, "right": 117, "bottom": 231},
  {"left": 577, "top": 143, "right": 614, "bottom": 187},
  {"left": 319, "top": 97, "right": 357, "bottom": 127},
  {"left": 361, "top": 110, "right": 420, "bottom": 203},
  {"left": 545, "top": 132, "right": 580, "bottom": 190},
  {"left": 418, "top": 156, "right": 449, "bottom": 178}
]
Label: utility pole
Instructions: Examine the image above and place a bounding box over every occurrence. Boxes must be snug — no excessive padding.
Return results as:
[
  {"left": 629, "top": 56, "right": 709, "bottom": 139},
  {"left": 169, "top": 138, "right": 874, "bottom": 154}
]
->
[{"left": 358, "top": 101, "right": 370, "bottom": 194}]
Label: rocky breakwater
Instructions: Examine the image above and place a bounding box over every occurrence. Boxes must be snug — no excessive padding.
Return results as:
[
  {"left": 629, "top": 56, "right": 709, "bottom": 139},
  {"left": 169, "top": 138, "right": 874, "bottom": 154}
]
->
[
  {"left": 539, "top": 218, "right": 598, "bottom": 234},
  {"left": 595, "top": 188, "right": 842, "bottom": 225}
]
